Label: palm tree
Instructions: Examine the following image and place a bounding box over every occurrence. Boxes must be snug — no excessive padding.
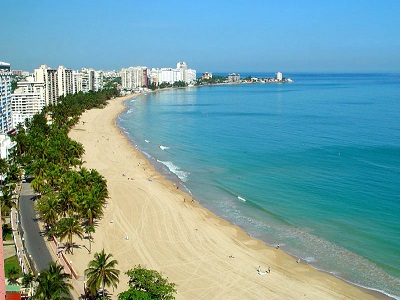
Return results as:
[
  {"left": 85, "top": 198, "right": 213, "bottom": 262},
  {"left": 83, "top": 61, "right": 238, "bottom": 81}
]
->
[
  {"left": 21, "top": 272, "right": 35, "bottom": 293},
  {"left": 85, "top": 225, "right": 95, "bottom": 254},
  {"left": 35, "top": 193, "right": 60, "bottom": 227},
  {"left": 56, "top": 216, "right": 84, "bottom": 254},
  {"left": 0, "top": 158, "right": 7, "bottom": 185},
  {"left": 33, "top": 262, "right": 71, "bottom": 299},
  {"left": 58, "top": 188, "right": 77, "bottom": 217},
  {"left": 85, "top": 249, "right": 120, "bottom": 297},
  {"left": 78, "top": 190, "right": 106, "bottom": 227},
  {"left": 6, "top": 266, "right": 20, "bottom": 285}
]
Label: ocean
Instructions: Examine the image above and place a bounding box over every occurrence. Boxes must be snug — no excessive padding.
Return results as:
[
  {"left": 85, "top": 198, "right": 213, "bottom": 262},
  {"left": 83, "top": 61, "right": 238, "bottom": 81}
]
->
[{"left": 117, "top": 73, "right": 400, "bottom": 298}]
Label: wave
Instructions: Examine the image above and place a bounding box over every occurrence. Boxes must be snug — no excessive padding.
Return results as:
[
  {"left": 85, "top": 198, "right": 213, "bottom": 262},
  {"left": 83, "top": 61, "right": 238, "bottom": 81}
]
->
[
  {"left": 126, "top": 109, "right": 133, "bottom": 114},
  {"left": 159, "top": 145, "right": 169, "bottom": 150},
  {"left": 237, "top": 196, "right": 246, "bottom": 202},
  {"left": 145, "top": 139, "right": 150, "bottom": 143},
  {"left": 157, "top": 160, "right": 189, "bottom": 182}
]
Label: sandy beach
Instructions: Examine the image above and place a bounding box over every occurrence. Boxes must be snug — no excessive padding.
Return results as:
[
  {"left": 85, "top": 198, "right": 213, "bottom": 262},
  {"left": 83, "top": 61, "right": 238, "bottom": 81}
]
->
[{"left": 66, "top": 93, "right": 380, "bottom": 299}]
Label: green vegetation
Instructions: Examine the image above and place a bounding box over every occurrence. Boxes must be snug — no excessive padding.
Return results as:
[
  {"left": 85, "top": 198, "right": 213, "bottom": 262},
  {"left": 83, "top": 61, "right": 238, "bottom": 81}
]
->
[
  {"left": 148, "top": 80, "right": 188, "bottom": 91},
  {"left": 4, "top": 256, "right": 23, "bottom": 282},
  {"left": 119, "top": 265, "right": 176, "bottom": 300},
  {"left": 6, "top": 266, "right": 20, "bottom": 285},
  {"left": 2, "top": 223, "right": 13, "bottom": 240},
  {"left": 85, "top": 249, "right": 120, "bottom": 297},
  {"left": 104, "top": 76, "right": 122, "bottom": 89},
  {"left": 6, "top": 86, "right": 177, "bottom": 298},
  {"left": 9, "top": 88, "right": 119, "bottom": 257},
  {"left": 195, "top": 75, "right": 227, "bottom": 86},
  {"left": 33, "top": 262, "right": 71, "bottom": 299}
]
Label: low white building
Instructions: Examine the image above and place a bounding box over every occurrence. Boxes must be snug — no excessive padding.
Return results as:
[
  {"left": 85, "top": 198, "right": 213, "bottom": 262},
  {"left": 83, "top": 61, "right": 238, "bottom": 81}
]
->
[
  {"left": 148, "top": 62, "right": 196, "bottom": 85},
  {"left": 276, "top": 72, "right": 283, "bottom": 81},
  {"left": 228, "top": 73, "right": 240, "bottom": 83},
  {"left": 0, "top": 133, "right": 16, "bottom": 160}
]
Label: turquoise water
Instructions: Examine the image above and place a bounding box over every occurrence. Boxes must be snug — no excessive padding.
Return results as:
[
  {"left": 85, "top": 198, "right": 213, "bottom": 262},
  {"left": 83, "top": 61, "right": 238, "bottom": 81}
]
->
[{"left": 117, "top": 73, "right": 400, "bottom": 298}]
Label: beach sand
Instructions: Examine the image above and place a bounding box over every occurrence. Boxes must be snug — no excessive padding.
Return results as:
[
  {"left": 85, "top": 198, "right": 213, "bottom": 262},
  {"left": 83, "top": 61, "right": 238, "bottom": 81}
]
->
[{"left": 67, "top": 93, "right": 380, "bottom": 299}]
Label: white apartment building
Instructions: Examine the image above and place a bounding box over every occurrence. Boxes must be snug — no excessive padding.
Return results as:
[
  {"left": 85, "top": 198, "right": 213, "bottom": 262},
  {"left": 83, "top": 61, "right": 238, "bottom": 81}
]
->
[
  {"left": 276, "top": 72, "right": 283, "bottom": 81},
  {"left": 0, "top": 133, "right": 16, "bottom": 160},
  {"left": 149, "top": 62, "right": 196, "bottom": 85},
  {"left": 73, "top": 68, "right": 96, "bottom": 93},
  {"left": 57, "top": 66, "right": 74, "bottom": 97},
  {"left": 34, "top": 65, "right": 58, "bottom": 106},
  {"left": 0, "top": 62, "right": 13, "bottom": 133},
  {"left": 94, "top": 70, "right": 103, "bottom": 91},
  {"left": 120, "top": 66, "right": 148, "bottom": 90},
  {"left": 185, "top": 69, "right": 196, "bottom": 84},
  {"left": 11, "top": 77, "right": 45, "bottom": 128},
  {"left": 149, "top": 68, "right": 183, "bottom": 85},
  {"left": 228, "top": 73, "right": 240, "bottom": 83}
]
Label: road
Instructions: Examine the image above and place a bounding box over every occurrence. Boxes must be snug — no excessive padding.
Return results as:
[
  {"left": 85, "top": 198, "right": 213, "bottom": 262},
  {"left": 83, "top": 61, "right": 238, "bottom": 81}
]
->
[
  {"left": 18, "top": 179, "right": 81, "bottom": 299},
  {"left": 18, "top": 180, "right": 54, "bottom": 273}
]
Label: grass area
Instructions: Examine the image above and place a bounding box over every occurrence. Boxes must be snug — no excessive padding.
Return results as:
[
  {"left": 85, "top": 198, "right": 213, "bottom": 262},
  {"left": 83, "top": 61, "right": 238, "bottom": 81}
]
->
[
  {"left": 3, "top": 232, "right": 13, "bottom": 241},
  {"left": 4, "top": 255, "right": 23, "bottom": 278}
]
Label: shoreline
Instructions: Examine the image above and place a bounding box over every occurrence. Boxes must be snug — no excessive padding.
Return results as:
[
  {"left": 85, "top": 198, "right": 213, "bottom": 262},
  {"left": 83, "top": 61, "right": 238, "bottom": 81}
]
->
[{"left": 67, "top": 92, "right": 390, "bottom": 299}]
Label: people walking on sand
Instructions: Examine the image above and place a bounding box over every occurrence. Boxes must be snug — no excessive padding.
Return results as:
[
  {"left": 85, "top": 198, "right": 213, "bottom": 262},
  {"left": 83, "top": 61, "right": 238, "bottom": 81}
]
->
[{"left": 268, "top": 266, "right": 271, "bottom": 273}]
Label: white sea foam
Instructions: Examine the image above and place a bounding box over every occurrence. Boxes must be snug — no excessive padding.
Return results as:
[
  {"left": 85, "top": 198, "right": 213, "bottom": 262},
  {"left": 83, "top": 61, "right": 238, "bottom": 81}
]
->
[
  {"left": 126, "top": 109, "right": 132, "bottom": 114},
  {"left": 157, "top": 160, "right": 189, "bottom": 182},
  {"left": 145, "top": 139, "right": 150, "bottom": 143},
  {"left": 159, "top": 145, "right": 169, "bottom": 150},
  {"left": 238, "top": 196, "right": 246, "bottom": 202}
]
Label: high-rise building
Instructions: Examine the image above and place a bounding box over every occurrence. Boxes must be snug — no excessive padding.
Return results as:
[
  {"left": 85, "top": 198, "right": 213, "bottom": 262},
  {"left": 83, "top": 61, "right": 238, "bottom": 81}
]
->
[
  {"left": 57, "top": 66, "right": 74, "bottom": 97},
  {"left": 276, "top": 72, "right": 283, "bottom": 81},
  {"left": 177, "top": 62, "right": 196, "bottom": 84},
  {"left": 11, "top": 77, "right": 46, "bottom": 128},
  {"left": 34, "top": 65, "right": 58, "bottom": 106},
  {"left": 94, "top": 70, "right": 104, "bottom": 91},
  {"left": 0, "top": 62, "right": 13, "bottom": 133},
  {"left": 0, "top": 62, "right": 11, "bottom": 72},
  {"left": 120, "top": 66, "right": 148, "bottom": 90}
]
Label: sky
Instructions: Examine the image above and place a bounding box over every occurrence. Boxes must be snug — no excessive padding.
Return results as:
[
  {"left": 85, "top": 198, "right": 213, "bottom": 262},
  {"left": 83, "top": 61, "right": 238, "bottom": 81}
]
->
[{"left": 1, "top": 0, "right": 400, "bottom": 73}]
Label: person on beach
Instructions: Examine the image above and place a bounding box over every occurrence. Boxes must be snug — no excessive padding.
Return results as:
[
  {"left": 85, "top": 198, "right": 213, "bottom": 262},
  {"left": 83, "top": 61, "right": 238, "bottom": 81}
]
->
[{"left": 268, "top": 266, "right": 271, "bottom": 273}]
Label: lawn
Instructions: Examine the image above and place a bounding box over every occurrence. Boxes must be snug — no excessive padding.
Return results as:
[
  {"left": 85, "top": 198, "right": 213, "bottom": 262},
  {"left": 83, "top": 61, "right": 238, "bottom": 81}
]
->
[{"left": 4, "top": 255, "right": 23, "bottom": 278}]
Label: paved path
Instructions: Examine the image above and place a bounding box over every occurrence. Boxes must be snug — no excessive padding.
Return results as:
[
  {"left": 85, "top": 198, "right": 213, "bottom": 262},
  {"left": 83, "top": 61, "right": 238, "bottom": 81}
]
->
[
  {"left": 16, "top": 181, "right": 83, "bottom": 299},
  {"left": 18, "top": 182, "right": 53, "bottom": 273}
]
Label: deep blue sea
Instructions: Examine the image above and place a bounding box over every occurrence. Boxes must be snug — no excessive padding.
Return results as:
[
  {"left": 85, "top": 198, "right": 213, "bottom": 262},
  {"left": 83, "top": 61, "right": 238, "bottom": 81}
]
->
[{"left": 117, "top": 73, "right": 400, "bottom": 298}]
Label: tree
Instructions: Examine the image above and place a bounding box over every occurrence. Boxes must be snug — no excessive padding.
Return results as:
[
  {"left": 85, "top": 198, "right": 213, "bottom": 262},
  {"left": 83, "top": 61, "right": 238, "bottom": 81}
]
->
[
  {"left": 2, "top": 223, "right": 12, "bottom": 240},
  {"left": 122, "top": 265, "right": 176, "bottom": 300},
  {"left": 21, "top": 272, "right": 35, "bottom": 290},
  {"left": 85, "top": 249, "right": 120, "bottom": 296},
  {"left": 6, "top": 266, "right": 20, "bottom": 285},
  {"left": 0, "top": 158, "right": 7, "bottom": 184},
  {"left": 118, "top": 289, "right": 153, "bottom": 300},
  {"left": 85, "top": 225, "right": 95, "bottom": 254},
  {"left": 56, "top": 216, "right": 84, "bottom": 254},
  {"left": 35, "top": 193, "right": 60, "bottom": 227},
  {"left": 33, "top": 262, "right": 71, "bottom": 299}
]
